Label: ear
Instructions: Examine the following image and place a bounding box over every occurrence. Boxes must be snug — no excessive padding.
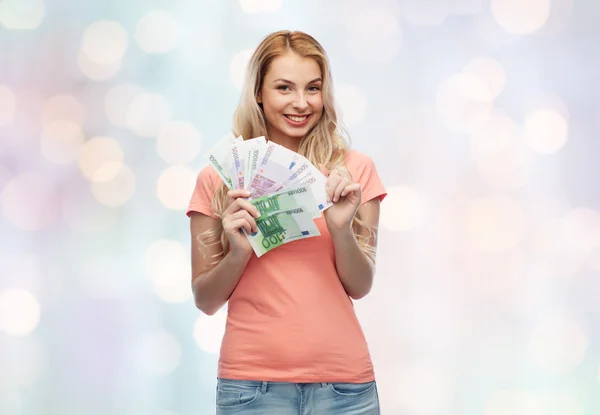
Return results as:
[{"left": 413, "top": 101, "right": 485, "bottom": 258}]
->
[{"left": 256, "top": 91, "right": 262, "bottom": 104}]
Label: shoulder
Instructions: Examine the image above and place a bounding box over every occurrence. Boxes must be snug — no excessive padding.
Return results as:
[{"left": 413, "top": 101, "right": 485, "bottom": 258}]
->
[
  {"left": 197, "top": 164, "right": 223, "bottom": 187},
  {"left": 343, "top": 149, "right": 376, "bottom": 175}
]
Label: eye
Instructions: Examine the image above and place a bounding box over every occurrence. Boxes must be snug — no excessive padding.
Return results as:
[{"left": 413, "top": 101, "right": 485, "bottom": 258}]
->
[
  {"left": 308, "top": 85, "right": 321, "bottom": 92},
  {"left": 277, "top": 85, "right": 291, "bottom": 91}
]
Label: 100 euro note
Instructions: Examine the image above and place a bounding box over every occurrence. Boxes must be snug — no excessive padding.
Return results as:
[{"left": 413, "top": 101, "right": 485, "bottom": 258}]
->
[
  {"left": 205, "top": 132, "right": 239, "bottom": 189},
  {"left": 246, "top": 206, "right": 320, "bottom": 257},
  {"left": 250, "top": 184, "right": 319, "bottom": 218}
]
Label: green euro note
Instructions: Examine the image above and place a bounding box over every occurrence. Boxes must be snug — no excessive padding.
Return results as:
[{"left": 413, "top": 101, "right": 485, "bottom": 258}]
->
[
  {"left": 246, "top": 206, "right": 320, "bottom": 257},
  {"left": 249, "top": 185, "right": 320, "bottom": 219}
]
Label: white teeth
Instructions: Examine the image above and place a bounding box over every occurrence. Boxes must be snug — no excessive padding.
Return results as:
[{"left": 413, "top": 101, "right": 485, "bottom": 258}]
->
[{"left": 287, "top": 115, "right": 308, "bottom": 122}]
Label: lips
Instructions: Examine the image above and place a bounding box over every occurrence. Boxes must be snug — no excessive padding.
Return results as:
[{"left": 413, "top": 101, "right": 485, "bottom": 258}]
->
[{"left": 284, "top": 114, "right": 310, "bottom": 122}]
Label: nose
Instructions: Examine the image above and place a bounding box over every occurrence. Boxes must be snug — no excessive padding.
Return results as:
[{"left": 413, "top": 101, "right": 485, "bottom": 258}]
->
[{"left": 292, "top": 92, "right": 309, "bottom": 111}]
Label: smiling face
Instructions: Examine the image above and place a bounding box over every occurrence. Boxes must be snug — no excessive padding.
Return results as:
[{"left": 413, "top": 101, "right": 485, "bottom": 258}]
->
[{"left": 257, "top": 51, "right": 324, "bottom": 150}]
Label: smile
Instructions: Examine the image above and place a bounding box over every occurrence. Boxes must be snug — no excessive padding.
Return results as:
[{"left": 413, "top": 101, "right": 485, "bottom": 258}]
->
[{"left": 284, "top": 114, "right": 310, "bottom": 122}]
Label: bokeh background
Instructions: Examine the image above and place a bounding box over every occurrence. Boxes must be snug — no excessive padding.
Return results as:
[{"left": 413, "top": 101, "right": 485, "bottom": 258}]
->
[{"left": 1, "top": 0, "right": 600, "bottom": 414}]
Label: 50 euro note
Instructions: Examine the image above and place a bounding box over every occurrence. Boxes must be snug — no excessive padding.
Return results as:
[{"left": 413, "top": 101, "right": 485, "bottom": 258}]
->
[
  {"left": 246, "top": 142, "right": 300, "bottom": 198},
  {"left": 205, "top": 132, "right": 239, "bottom": 189},
  {"left": 246, "top": 206, "right": 320, "bottom": 257},
  {"left": 229, "top": 136, "right": 266, "bottom": 190},
  {"left": 283, "top": 159, "right": 333, "bottom": 213},
  {"left": 249, "top": 184, "right": 320, "bottom": 219}
]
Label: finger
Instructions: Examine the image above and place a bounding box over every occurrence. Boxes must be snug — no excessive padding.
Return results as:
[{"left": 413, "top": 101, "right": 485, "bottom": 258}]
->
[
  {"left": 325, "top": 171, "right": 340, "bottom": 200},
  {"left": 332, "top": 179, "right": 350, "bottom": 202},
  {"left": 230, "top": 210, "right": 258, "bottom": 233},
  {"left": 225, "top": 197, "right": 260, "bottom": 218},
  {"left": 227, "top": 218, "right": 252, "bottom": 235},
  {"left": 341, "top": 183, "right": 361, "bottom": 197},
  {"left": 226, "top": 189, "right": 252, "bottom": 206}
]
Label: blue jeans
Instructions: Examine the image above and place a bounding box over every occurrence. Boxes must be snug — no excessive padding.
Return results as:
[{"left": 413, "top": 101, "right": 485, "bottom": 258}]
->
[{"left": 215, "top": 378, "right": 380, "bottom": 414}]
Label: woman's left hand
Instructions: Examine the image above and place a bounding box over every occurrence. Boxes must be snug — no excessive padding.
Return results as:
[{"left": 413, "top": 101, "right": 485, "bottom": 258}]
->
[{"left": 319, "top": 164, "right": 361, "bottom": 232}]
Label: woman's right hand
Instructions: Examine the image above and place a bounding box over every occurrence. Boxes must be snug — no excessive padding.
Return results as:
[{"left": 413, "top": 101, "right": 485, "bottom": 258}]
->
[{"left": 221, "top": 189, "right": 260, "bottom": 257}]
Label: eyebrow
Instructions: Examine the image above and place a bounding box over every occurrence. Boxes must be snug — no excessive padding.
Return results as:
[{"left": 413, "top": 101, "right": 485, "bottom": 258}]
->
[{"left": 272, "top": 78, "right": 322, "bottom": 85}]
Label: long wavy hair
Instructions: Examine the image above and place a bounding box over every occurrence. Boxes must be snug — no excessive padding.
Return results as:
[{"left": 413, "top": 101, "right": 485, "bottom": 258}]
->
[{"left": 199, "top": 30, "right": 375, "bottom": 269}]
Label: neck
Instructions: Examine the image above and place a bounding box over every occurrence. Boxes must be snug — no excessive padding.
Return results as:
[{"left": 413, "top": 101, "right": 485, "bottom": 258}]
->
[{"left": 266, "top": 128, "right": 300, "bottom": 153}]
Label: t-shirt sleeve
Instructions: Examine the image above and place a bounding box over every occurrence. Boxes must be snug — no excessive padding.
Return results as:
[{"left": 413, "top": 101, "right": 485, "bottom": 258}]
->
[
  {"left": 186, "top": 166, "right": 220, "bottom": 218},
  {"left": 347, "top": 150, "right": 387, "bottom": 205}
]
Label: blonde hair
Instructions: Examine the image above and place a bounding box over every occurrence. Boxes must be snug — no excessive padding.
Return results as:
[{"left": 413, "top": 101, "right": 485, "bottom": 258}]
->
[{"left": 199, "top": 30, "right": 375, "bottom": 269}]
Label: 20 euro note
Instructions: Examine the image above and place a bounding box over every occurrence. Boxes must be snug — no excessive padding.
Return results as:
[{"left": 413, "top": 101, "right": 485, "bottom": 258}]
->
[
  {"left": 205, "top": 132, "right": 239, "bottom": 189},
  {"left": 250, "top": 184, "right": 320, "bottom": 219},
  {"left": 246, "top": 206, "right": 320, "bottom": 257}
]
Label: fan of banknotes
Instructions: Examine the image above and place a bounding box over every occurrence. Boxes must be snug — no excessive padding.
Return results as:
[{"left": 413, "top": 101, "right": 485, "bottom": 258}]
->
[{"left": 205, "top": 133, "right": 333, "bottom": 257}]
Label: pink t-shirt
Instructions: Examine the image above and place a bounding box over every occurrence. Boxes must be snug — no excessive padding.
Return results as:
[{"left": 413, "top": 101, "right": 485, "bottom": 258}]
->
[{"left": 187, "top": 150, "right": 387, "bottom": 383}]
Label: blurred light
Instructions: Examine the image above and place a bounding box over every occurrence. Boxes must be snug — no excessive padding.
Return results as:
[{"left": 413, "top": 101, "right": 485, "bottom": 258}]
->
[
  {"left": 528, "top": 313, "right": 588, "bottom": 374},
  {"left": 396, "top": 362, "right": 453, "bottom": 413},
  {"left": 194, "top": 309, "right": 227, "bottom": 354},
  {"left": 40, "top": 119, "right": 85, "bottom": 164},
  {"left": 90, "top": 164, "right": 136, "bottom": 207},
  {"left": 380, "top": 185, "right": 421, "bottom": 232},
  {"left": 523, "top": 109, "right": 568, "bottom": 154},
  {"left": 463, "top": 57, "right": 507, "bottom": 99},
  {"left": 525, "top": 93, "right": 569, "bottom": 119},
  {"left": 0, "top": 0, "right": 45, "bottom": 30},
  {"left": 471, "top": 114, "right": 531, "bottom": 190},
  {"left": 135, "top": 10, "right": 180, "bottom": 54},
  {"left": 239, "top": 0, "right": 282, "bottom": 13},
  {"left": 403, "top": 0, "right": 448, "bottom": 26},
  {"left": 344, "top": 7, "right": 402, "bottom": 64},
  {"left": 0, "top": 254, "right": 43, "bottom": 293},
  {"left": 1, "top": 173, "right": 60, "bottom": 231},
  {"left": 335, "top": 84, "right": 367, "bottom": 129},
  {"left": 448, "top": 0, "right": 483, "bottom": 15},
  {"left": 436, "top": 72, "right": 494, "bottom": 133},
  {"left": 467, "top": 195, "right": 527, "bottom": 252},
  {"left": 539, "top": 0, "right": 574, "bottom": 36},
  {"left": 0, "top": 336, "right": 46, "bottom": 388},
  {"left": 144, "top": 240, "right": 193, "bottom": 304},
  {"left": 157, "top": 122, "right": 202, "bottom": 165},
  {"left": 0, "top": 85, "right": 16, "bottom": 126},
  {"left": 0, "top": 163, "right": 10, "bottom": 192},
  {"left": 105, "top": 83, "right": 144, "bottom": 128},
  {"left": 78, "top": 136, "right": 124, "bottom": 183},
  {"left": 539, "top": 392, "right": 584, "bottom": 415},
  {"left": 491, "top": 0, "right": 551, "bottom": 35},
  {"left": 483, "top": 389, "right": 542, "bottom": 415},
  {"left": 0, "top": 390, "right": 21, "bottom": 414},
  {"left": 229, "top": 49, "right": 254, "bottom": 90},
  {"left": 0, "top": 289, "right": 41, "bottom": 336},
  {"left": 134, "top": 330, "right": 181, "bottom": 376},
  {"left": 81, "top": 20, "right": 128, "bottom": 65},
  {"left": 62, "top": 186, "right": 119, "bottom": 232},
  {"left": 157, "top": 166, "right": 199, "bottom": 211},
  {"left": 126, "top": 92, "right": 172, "bottom": 138},
  {"left": 531, "top": 220, "right": 586, "bottom": 278},
  {"left": 470, "top": 114, "right": 518, "bottom": 157},
  {"left": 77, "top": 52, "right": 122, "bottom": 81},
  {"left": 79, "top": 257, "right": 129, "bottom": 299},
  {"left": 561, "top": 208, "right": 600, "bottom": 258},
  {"left": 41, "top": 94, "right": 85, "bottom": 127}
]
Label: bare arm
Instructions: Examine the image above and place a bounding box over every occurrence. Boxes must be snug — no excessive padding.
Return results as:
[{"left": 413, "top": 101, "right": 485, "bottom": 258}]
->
[
  {"left": 189, "top": 190, "right": 259, "bottom": 315},
  {"left": 329, "top": 198, "right": 381, "bottom": 300}
]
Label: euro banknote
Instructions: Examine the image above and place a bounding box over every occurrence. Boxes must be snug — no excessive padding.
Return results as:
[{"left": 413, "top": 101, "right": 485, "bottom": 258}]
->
[{"left": 246, "top": 206, "right": 320, "bottom": 257}]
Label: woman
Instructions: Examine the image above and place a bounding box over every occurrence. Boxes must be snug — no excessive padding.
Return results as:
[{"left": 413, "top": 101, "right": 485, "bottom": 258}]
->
[{"left": 187, "top": 30, "right": 386, "bottom": 414}]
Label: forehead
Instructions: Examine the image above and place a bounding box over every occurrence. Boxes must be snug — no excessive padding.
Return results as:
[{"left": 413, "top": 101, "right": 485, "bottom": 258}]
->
[{"left": 264, "top": 52, "right": 322, "bottom": 82}]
